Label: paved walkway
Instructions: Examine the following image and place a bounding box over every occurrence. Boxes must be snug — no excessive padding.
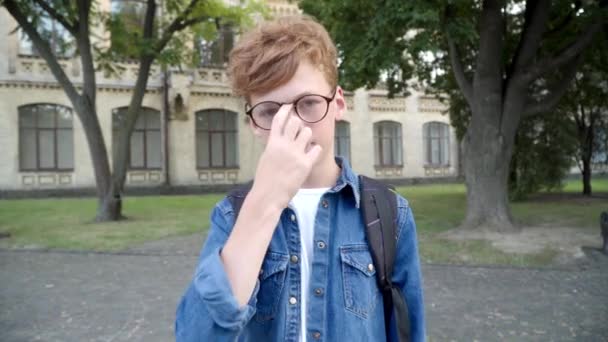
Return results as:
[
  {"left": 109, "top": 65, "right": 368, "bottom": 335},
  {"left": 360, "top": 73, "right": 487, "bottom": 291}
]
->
[{"left": 1, "top": 235, "right": 607, "bottom": 342}]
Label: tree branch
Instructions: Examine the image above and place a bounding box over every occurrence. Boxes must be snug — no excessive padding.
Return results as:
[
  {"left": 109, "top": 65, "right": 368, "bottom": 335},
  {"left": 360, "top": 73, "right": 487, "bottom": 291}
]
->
[
  {"left": 523, "top": 55, "right": 582, "bottom": 117},
  {"left": 177, "top": 16, "right": 211, "bottom": 31},
  {"left": 543, "top": 0, "right": 582, "bottom": 38},
  {"left": 509, "top": 0, "right": 551, "bottom": 77},
  {"left": 155, "top": 0, "right": 205, "bottom": 52},
  {"left": 142, "top": 0, "right": 156, "bottom": 42},
  {"left": 472, "top": 0, "right": 504, "bottom": 102},
  {"left": 3, "top": 0, "right": 81, "bottom": 105},
  {"left": 77, "top": 0, "right": 96, "bottom": 106},
  {"left": 446, "top": 32, "right": 473, "bottom": 107},
  {"left": 524, "top": 19, "right": 603, "bottom": 82},
  {"left": 31, "top": 0, "right": 78, "bottom": 36}
]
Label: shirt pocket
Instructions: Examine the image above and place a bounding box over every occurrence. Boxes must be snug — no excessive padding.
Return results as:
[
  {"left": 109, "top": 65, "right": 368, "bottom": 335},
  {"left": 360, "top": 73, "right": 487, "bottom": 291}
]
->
[
  {"left": 340, "top": 244, "right": 381, "bottom": 319},
  {"left": 254, "top": 251, "right": 289, "bottom": 322}
]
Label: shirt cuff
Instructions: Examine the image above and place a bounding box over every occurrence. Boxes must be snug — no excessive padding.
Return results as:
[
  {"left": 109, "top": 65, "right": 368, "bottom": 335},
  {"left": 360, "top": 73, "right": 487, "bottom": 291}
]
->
[{"left": 194, "top": 246, "right": 259, "bottom": 331}]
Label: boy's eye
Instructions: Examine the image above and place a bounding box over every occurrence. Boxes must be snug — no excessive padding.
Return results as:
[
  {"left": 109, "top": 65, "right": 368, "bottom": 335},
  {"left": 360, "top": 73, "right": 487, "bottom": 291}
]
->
[
  {"left": 300, "top": 97, "right": 322, "bottom": 107},
  {"left": 254, "top": 104, "right": 280, "bottom": 118},
  {"left": 261, "top": 109, "right": 277, "bottom": 117}
]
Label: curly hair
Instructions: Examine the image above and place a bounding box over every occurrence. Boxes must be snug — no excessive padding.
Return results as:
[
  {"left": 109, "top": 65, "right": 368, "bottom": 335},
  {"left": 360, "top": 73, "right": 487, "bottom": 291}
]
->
[{"left": 228, "top": 15, "right": 338, "bottom": 99}]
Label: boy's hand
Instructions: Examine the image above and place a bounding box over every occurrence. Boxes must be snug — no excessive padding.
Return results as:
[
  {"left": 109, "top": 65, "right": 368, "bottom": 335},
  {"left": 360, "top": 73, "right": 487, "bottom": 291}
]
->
[{"left": 251, "top": 103, "right": 323, "bottom": 210}]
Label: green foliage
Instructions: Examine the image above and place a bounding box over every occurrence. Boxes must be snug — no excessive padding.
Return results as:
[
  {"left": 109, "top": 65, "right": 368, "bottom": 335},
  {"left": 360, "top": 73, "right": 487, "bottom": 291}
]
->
[
  {"left": 301, "top": 0, "right": 605, "bottom": 123},
  {"left": 302, "top": 0, "right": 606, "bottom": 203},
  {"left": 300, "top": 0, "right": 425, "bottom": 95},
  {"left": 508, "top": 113, "right": 578, "bottom": 201},
  {"left": 9, "top": 0, "right": 266, "bottom": 76},
  {"left": 96, "top": 0, "right": 266, "bottom": 73},
  {"left": 559, "top": 32, "right": 608, "bottom": 169},
  {"left": 12, "top": 0, "right": 77, "bottom": 57}
]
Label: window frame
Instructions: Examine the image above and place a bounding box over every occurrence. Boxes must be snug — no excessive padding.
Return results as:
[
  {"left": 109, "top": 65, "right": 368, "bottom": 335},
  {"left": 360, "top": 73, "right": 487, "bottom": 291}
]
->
[
  {"left": 18, "top": 103, "right": 74, "bottom": 172},
  {"left": 19, "top": 16, "right": 73, "bottom": 58},
  {"left": 112, "top": 107, "right": 162, "bottom": 171},
  {"left": 373, "top": 121, "right": 403, "bottom": 168},
  {"left": 334, "top": 120, "right": 351, "bottom": 162},
  {"left": 197, "top": 24, "right": 235, "bottom": 68},
  {"left": 195, "top": 109, "right": 239, "bottom": 169},
  {"left": 423, "top": 121, "right": 451, "bottom": 167}
]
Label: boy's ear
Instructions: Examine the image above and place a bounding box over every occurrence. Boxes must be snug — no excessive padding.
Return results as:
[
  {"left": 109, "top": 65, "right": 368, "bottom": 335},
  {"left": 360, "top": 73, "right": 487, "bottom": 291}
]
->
[{"left": 334, "top": 86, "right": 346, "bottom": 121}]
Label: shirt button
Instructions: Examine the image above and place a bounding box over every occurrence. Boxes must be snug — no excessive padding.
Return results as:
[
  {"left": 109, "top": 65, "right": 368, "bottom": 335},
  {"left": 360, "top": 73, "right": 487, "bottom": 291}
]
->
[
  {"left": 321, "top": 200, "right": 329, "bottom": 208},
  {"left": 289, "top": 296, "right": 297, "bottom": 305},
  {"left": 312, "top": 331, "right": 321, "bottom": 339},
  {"left": 317, "top": 241, "right": 326, "bottom": 249},
  {"left": 290, "top": 214, "right": 296, "bottom": 222},
  {"left": 314, "top": 288, "right": 324, "bottom": 296},
  {"left": 259, "top": 269, "right": 264, "bottom": 276},
  {"left": 368, "top": 263, "right": 374, "bottom": 272},
  {"left": 290, "top": 254, "right": 299, "bottom": 263}
]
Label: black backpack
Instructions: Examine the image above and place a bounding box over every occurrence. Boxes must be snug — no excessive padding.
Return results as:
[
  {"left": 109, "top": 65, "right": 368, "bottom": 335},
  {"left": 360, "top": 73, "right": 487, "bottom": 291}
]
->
[{"left": 227, "top": 175, "right": 410, "bottom": 342}]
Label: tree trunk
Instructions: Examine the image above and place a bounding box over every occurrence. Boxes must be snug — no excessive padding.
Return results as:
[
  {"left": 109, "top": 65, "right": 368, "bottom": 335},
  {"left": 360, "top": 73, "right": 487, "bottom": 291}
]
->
[
  {"left": 110, "top": 0, "right": 158, "bottom": 209},
  {"left": 73, "top": 100, "right": 122, "bottom": 221},
  {"left": 111, "top": 56, "right": 155, "bottom": 203},
  {"left": 461, "top": 123, "right": 520, "bottom": 232},
  {"left": 96, "top": 191, "right": 123, "bottom": 221},
  {"left": 582, "top": 155, "right": 592, "bottom": 196}
]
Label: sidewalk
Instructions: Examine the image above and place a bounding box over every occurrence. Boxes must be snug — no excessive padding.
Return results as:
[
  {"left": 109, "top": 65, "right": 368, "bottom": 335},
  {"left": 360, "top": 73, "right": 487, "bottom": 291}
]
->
[{"left": 1, "top": 234, "right": 607, "bottom": 341}]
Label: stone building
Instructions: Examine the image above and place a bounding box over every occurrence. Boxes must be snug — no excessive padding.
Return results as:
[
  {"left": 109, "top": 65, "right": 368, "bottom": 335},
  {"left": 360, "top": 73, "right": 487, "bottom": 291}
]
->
[{"left": 0, "top": 0, "right": 459, "bottom": 193}]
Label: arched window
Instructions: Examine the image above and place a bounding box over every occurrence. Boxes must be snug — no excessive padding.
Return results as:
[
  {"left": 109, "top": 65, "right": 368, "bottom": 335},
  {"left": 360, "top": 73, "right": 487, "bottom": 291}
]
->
[
  {"left": 196, "top": 109, "right": 238, "bottom": 168},
  {"left": 335, "top": 121, "right": 351, "bottom": 161},
  {"left": 423, "top": 122, "right": 450, "bottom": 166},
  {"left": 112, "top": 107, "right": 161, "bottom": 170},
  {"left": 374, "top": 121, "right": 403, "bottom": 167},
  {"left": 19, "top": 104, "right": 74, "bottom": 171}
]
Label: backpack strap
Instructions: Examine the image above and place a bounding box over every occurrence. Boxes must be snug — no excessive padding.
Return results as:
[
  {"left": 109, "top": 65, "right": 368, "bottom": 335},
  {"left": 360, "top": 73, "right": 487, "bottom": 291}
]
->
[{"left": 359, "top": 175, "right": 410, "bottom": 342}]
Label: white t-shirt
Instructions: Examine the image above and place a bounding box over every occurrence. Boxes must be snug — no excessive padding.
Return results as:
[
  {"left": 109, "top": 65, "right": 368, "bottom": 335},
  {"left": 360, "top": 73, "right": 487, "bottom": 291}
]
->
[{"left": 289, "top": 187, "right": 330, "bottom": 342}]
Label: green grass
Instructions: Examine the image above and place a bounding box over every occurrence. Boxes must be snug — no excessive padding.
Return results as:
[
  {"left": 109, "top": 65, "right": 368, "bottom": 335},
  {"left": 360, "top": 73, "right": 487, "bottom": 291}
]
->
[
  {"left": 0, "top": 194, "right": 223, "bottom": 251},
  {"left": 0, "top": 177, "right": 605, "bottom": 266},
  {"left": 396, "top": 178, "right": 607, "bottom": 267},
  {"left": 561, "top": 177, "right": 608, "bottom": 193}
]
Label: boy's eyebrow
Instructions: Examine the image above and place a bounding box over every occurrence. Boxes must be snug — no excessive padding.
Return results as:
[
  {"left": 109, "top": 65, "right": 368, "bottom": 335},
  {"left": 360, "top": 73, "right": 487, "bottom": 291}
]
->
[
  {"left": 283, "top": 91, "right": 316, "bottom": 103},
  {"left": 250, "top": 89, "right": 331, "bottom": 107}
]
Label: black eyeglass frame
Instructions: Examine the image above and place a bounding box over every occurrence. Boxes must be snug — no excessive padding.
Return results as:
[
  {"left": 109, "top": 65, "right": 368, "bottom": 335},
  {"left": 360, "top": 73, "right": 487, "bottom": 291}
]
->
[{"left": 245, "top": 88, "right": 338, "bottom": 130}]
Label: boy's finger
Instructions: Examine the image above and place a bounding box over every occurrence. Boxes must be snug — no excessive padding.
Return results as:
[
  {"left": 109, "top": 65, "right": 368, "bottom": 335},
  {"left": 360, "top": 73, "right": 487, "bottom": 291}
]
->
[
  {"left": 305, "top": 144, "right": 323, "bottom": 166},
  {"left": 295, "top": 126, "right": 312, "bottom": 149},
  {"left": 269, "top": 103, "right": 294, "bottom": 136},
  {"left": 284, "top": 115, "right": 301, "bottom": 141}
]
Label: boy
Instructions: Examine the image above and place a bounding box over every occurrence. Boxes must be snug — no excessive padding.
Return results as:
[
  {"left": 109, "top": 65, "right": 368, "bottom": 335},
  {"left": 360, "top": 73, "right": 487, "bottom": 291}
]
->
[{"left": 175, "top": 15, "right": 425, "bottom": 342}]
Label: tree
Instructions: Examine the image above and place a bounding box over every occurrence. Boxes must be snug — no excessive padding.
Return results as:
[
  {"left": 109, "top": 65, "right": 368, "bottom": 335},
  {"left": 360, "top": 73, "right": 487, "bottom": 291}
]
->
[
  {"left": 508, "top": 110, "right": 577, "bottom": 200},
  {"left": 557, "top": 33, "right": 608, "bottom": 195},
  {"left": 3, "top": 0, "right": 260, "bottom": 221},
  {"left": 302, "top": 0, "right": 607, "bottom": 232}
]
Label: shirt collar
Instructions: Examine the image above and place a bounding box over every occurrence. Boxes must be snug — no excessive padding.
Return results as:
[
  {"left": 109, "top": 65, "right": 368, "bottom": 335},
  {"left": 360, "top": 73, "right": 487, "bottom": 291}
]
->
[{"left": 330, "top": 156, "right": 361, "bottom": 208}]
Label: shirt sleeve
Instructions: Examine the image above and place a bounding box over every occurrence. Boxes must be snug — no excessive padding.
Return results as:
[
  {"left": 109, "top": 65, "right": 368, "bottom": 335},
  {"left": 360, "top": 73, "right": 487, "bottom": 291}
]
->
[
  {"left": 175, "top": 199, "right": 260, "bottom": 341},
  {"left": 390, "top": 195, "right": 426, "bottom": 342}
]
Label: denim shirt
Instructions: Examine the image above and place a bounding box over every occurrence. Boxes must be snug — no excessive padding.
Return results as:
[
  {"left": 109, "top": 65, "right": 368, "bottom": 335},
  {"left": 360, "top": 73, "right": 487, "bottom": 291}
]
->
[{"left": 175, "top": 158, "right": 425, "bottom": 341}]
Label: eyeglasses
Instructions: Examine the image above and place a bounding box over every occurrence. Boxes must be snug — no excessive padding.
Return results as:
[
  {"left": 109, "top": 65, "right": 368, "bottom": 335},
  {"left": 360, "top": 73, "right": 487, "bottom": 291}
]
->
[{"left": 245, "top": 88, "right": 337, "bottom": 130}]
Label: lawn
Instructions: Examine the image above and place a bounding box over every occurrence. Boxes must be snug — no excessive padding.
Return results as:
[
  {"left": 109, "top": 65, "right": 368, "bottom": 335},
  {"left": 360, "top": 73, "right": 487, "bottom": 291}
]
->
[
  {"left": 399, "top": 178, "right": 607, "bottom": 266},
  {"left": 0, "top": 178, "right": 606, "bottom": 266},
  {"left": 0, "top": 194, "right": 223, "bottom": 251}
]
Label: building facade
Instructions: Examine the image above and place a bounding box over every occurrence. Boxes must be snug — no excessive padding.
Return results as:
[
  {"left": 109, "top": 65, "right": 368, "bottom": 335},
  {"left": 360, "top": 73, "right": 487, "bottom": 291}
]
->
[{"left": 0, "top": 1, "right": 459, "bottom": 192}]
